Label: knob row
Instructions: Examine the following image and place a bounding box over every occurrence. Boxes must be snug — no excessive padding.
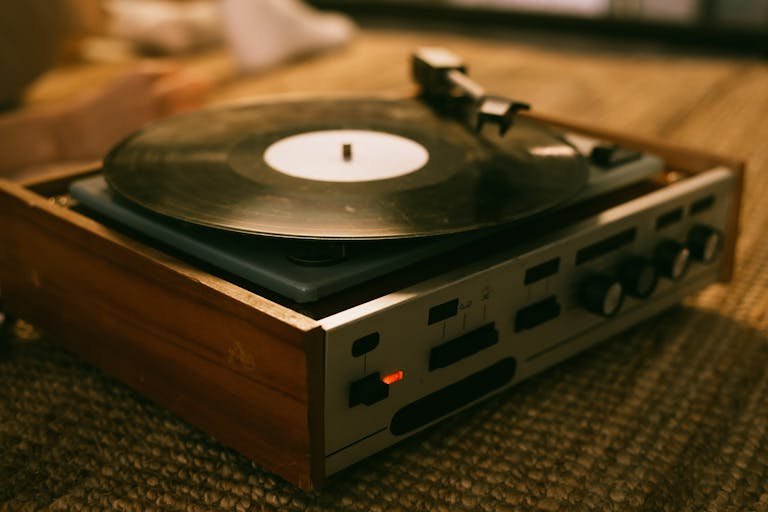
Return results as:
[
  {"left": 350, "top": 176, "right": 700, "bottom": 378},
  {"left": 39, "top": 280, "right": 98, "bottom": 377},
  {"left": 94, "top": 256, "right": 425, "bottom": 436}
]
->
[
  {"left": 581, "top": 224, "right": 721, "bottom": 317},
  {"left": 655, "top": 224, "right": 722, "bottom": 280}
]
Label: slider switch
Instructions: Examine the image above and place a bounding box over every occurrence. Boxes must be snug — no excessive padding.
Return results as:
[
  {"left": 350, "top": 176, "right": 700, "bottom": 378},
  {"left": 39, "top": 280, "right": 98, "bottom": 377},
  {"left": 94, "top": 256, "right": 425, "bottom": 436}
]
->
[
  {"left": 429, "top": 323, "right": 499, "bottom": 371},
  {"left": 349, "top": 372, "right": 389, "bottom": 407},
  {"left": 514, "top": 296, "right": 561, "bottom": 332}
]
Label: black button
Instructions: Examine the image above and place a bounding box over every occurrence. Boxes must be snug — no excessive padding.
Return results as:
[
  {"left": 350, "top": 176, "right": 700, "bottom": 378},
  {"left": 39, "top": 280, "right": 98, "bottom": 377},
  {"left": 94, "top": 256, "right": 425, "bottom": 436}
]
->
[
  {"left": 429, "top": 323, "right": 498, "bottom": 371},
  {"left": 390, "top": 358, "right": 516, "bottom": 436},
  {"left": 690, "top": 195, "right": 715, "bottom": 215},
  {"left": 524, "top": 257, "right": 560, "bottom": 285},
  {"left": 590, "top": 144, "right": 642, "bottom": 168},
  {"left": 655, "top": 207, "right": 683, "bottom": 230},
  {"left": 351, "top": 332, "right": 379, "bottom": 357},
  {"left": 428, "top": 298, "right": 459, "bottom": 325},
  {"left": 349, "top": 372, "right": 389, "bottom": 407},
  {"left": 514, "top": 296, "right": 561, "bottom": 332}
]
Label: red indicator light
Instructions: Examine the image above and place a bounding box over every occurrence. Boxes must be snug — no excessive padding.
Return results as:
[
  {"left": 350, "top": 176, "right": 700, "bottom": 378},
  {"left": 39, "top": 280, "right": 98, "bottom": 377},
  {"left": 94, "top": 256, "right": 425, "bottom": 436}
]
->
[{"left": 381, "top": 370, "right": 404, "bottom": 385}]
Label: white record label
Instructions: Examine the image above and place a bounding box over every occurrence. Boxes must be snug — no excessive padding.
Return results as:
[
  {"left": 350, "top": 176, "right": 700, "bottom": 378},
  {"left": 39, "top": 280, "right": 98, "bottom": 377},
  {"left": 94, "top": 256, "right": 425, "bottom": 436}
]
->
[{"left": 263, "top": 129, "right": 429, "bottom": 182}]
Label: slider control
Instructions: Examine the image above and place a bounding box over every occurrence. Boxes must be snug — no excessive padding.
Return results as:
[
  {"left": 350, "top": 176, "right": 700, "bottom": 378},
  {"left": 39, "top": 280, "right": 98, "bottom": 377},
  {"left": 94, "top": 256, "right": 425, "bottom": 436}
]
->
[
  {"left": 515, "top": 296, "right": 561, "bottom": 331},
  {"left": 429, "top": 323, "right": 498, "bottom": 371},
  {"left": 349, "top": 372, "right": 389, "bottom": 407}
]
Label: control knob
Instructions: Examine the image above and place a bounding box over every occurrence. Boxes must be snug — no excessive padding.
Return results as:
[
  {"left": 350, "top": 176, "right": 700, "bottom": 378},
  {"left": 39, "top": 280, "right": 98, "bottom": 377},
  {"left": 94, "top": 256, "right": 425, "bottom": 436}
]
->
[
  {"left": 654, "top": 239, "right": 690, "bottom": 280},
  {"left": 618, "top": 256, "right": 658, "bottom": 298},
  {"left": 580, "top": 275, "right": 624, "bottom": 317},
  {"left": 687, "top": 224, "right": 722, "bottom": 263}
]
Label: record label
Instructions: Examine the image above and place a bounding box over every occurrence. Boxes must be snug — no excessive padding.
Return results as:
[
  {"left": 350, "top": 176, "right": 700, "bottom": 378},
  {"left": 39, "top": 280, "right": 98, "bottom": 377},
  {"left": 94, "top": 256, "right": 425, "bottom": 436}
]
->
[{"left": 263, "top": 129, "right": 430, "bottom": 182}]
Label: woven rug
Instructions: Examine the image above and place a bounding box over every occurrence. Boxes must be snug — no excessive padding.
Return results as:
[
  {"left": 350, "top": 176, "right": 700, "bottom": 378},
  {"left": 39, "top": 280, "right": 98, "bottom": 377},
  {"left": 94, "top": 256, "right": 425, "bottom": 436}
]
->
[
  {"left": 3, "top": 299, "right": 768, "bottom": 511},
  {"left": 3, "top": 36, "right": 768, "bottom": 512}
]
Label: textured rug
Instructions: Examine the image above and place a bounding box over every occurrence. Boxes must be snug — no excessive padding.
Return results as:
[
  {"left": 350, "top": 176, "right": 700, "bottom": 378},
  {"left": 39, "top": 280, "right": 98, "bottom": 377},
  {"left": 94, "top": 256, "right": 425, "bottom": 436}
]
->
[{"left": 2, "top": 301, "right": 768, "bottom": 511}]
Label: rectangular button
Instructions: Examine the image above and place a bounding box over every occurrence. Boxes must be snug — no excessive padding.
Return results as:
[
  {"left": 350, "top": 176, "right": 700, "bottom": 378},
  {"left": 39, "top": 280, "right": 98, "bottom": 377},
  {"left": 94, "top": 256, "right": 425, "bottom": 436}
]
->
[
  {"left": 429, "top": 323, "right": 498, "bottom": 371},
  {"left": 524, "top": 257, "right": 560, "bottom": 285},
  {"left": 515, "top": 296, "right": 561, "bottom": 332},
  {"left": 656, "top": 207, "right": 683, "bottom": 230},
  {"left": 428, "top": 298, "right": 459, "bottom": 325},
  {"left": 575, "top": 228, "right": 636, "bottom": 266},
  {"left": 349, "top": 372, "right": 389, "bottom": 407},
  {"left": 590, "top": 144, "right": 642, "bottom": 168},
  {"left": 351, "top": 332, "right": 379, "bottom": 357},
  {"left": 690, "top": 195, "right": 715, "bottom": 215}
]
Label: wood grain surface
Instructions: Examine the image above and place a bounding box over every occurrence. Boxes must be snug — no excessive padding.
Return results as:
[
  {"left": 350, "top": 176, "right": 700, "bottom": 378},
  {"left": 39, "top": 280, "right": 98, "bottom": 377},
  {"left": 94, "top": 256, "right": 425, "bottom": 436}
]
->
[{"left": 0, "top": 176, "right": 324, "bottom": 488}]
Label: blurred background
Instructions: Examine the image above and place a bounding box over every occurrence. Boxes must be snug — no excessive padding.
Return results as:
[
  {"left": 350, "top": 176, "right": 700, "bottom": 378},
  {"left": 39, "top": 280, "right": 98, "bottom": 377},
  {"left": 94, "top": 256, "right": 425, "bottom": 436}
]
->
[
  {"left": 314, "top": 0, "right": 768, "bottom": 48},
  {"left": 0, "top": 0, "right": 765, "bottom": 179}
]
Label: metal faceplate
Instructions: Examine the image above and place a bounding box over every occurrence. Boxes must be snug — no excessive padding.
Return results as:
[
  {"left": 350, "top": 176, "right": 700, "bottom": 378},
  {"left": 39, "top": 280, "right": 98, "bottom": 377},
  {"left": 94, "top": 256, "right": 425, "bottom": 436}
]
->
[{"left": 321, "top": 167, "right": 733, "bottom": 475}]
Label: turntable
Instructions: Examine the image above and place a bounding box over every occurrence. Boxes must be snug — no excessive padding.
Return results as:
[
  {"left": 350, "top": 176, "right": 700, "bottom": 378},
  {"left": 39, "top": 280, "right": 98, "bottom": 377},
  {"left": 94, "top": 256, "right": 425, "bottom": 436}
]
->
[{"left": 0, "top": 48, "right": 743, "bottom": 489}]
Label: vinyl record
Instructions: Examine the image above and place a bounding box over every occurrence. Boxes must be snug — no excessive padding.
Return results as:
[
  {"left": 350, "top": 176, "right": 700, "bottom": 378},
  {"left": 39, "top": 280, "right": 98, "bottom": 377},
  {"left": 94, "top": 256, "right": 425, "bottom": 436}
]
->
[{"left": 103, "top": 98, "right": 589, "bottom": 240}]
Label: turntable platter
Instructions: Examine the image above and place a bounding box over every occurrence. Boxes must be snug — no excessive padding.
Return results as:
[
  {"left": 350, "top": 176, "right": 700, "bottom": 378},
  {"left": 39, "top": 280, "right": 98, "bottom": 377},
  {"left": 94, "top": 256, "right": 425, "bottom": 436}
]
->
[{"left": 103, "top": 98, "right": 589, "bottom": 240}]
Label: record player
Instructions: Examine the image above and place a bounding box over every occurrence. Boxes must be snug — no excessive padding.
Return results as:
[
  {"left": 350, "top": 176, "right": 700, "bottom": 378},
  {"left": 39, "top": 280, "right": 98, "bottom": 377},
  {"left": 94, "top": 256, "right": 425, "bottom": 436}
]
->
[{"left": 0, "top": 49, "right": 743, "bottom": 489}]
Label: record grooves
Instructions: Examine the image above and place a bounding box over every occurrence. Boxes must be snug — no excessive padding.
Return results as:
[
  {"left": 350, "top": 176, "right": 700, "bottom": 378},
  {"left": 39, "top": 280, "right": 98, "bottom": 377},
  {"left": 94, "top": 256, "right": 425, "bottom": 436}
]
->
[{"left": 104, "top": 98, "right": 589, "bottom": 240}]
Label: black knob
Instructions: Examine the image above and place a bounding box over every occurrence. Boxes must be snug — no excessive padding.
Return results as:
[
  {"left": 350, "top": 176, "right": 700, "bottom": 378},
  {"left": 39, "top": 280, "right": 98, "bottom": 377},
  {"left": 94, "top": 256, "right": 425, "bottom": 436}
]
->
[
  {"left": 580, "top": 275, "right": 624, "bottom": 317},
  {"left": 618, "top": 256, "right": 658, "bottom": 298},
  {"left": 654, "top": 239, "right": 690, "bottom": 280},
  {"left": 687, "top": 224, "right": 722, "bottom": 264}
]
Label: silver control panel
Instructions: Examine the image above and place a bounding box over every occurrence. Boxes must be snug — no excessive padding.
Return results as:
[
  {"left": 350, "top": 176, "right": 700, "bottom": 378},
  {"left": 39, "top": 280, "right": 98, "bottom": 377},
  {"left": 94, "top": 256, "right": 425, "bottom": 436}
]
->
[{"left": 320, "top": 167, "right": 733, "bottom": 475}]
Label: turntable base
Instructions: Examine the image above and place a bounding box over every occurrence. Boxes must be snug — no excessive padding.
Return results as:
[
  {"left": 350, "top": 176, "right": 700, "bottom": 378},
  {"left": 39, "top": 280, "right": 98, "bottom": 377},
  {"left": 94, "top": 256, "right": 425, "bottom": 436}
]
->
[{"left": 0, "top": 111, "right": 742, "bottom": 489}]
